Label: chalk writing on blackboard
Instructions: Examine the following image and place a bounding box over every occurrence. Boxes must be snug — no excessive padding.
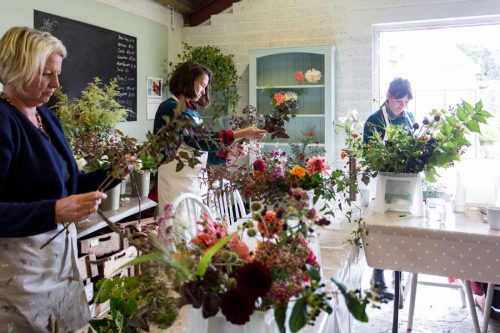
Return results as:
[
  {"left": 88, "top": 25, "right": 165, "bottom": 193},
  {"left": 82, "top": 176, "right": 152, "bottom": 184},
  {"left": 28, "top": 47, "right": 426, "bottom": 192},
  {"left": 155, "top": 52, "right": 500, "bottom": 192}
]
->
[
  {"left": 34, "top": 10, "right": 137, "bottom": 121},
  {"left": 39, "top": 17, "right": 59, "bottom": 33}
]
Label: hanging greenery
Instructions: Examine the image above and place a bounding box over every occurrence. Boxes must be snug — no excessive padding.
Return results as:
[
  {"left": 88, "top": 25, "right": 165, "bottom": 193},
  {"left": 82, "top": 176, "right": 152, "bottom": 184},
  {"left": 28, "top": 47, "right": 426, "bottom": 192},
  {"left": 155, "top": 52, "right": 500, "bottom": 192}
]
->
[{"left": 170, "top": 42, "right": 240, "bottom": 119}]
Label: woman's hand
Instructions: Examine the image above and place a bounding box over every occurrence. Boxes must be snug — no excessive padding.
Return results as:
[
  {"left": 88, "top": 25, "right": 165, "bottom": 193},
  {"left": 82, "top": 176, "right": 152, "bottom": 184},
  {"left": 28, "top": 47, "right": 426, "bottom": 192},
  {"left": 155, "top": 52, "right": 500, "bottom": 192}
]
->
[
  {"left": 234, "top": 127, "right": 267, "bottom": 141},
  {"left": 55, "top": 191, "right": 107, "bottom": 223}
]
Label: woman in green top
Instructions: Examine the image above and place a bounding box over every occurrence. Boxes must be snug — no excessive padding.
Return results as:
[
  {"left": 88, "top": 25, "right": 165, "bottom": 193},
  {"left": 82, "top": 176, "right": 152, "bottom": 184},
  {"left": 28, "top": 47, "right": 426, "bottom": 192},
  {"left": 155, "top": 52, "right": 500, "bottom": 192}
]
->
[
  {"left": 363, "top": 77, "right": 415, "bottom": 301},
  {"left": 153, "top": 61, "right": 266, "bottom": 218}
]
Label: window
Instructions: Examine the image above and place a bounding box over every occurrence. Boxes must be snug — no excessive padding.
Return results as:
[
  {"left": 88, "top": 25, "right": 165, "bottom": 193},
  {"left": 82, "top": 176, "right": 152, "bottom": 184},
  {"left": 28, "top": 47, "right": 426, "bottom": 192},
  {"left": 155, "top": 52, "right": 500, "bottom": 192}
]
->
[
  {"left": 374, "top": 17, "right": 500, "bottom": 206},
  {"left": 375, "top": 17, "right": 500, "bottom": 159}
]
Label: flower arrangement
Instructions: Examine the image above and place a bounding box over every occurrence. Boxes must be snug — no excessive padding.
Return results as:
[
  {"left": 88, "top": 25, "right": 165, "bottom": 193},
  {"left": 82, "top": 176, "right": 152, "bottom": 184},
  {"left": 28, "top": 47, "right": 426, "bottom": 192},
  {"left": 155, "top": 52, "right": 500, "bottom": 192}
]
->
[
  {"left": 92, "top": 190, "right": 373, "bottom": 332},
  {"left": 262, "top": 90, "right": 299, "bottom": 139},
  {"left": 53, "top": 77, "right": 137, "bottom": 180},
  {"left": 131, "top": 143, "right": 161, "bottom": 175},
  {"left": 208, "top": 138, "right": 357, "bottom": 222},
  {"left": 74, "top": 128, "right": 137, "bottom": 178},
  {"left": 342, "top": 100, "right": 492, "bottom": 182}
]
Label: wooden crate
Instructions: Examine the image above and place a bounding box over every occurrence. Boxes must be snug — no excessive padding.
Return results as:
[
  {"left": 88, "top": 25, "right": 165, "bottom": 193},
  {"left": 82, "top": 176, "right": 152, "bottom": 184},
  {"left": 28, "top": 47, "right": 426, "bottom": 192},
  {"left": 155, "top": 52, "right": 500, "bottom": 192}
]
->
[
  {"left": 117, "top": 216, "right": 157, "bottom": 232},
  {"left": 77, "top": 253, "right": 99, "bottom": 280},
  {"left": 83, "top": 278, "right": 94, "bottom": 303},
  {"left": 100, "top": 246, "right": 138, "bottom": 278},
  {"left": 78, "top": 231, "right": 122, "bottom": 257},
  {"left": 89, "top": 300, "right": 110, "bottom": 318}
]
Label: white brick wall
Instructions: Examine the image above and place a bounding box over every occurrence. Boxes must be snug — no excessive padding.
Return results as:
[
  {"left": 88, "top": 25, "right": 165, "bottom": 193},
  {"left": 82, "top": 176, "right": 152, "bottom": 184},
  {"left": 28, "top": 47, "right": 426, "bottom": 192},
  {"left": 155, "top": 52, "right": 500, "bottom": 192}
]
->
[{"left": 176, "top": 0, "right": 500, "bottom": 163}]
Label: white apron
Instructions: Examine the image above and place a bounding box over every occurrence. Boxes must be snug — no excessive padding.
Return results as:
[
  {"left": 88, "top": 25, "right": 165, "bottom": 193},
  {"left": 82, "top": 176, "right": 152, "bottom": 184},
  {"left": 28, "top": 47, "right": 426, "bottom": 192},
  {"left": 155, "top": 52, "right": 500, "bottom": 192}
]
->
[
  {"left": 158, "top": 148, "right": 209, "bottom": 241},
  {"left": 158, "top": 146, "right": 208, "bottom": 215},
  {"left": 0, "top": 223, "right": 89, "bottom": 333}
]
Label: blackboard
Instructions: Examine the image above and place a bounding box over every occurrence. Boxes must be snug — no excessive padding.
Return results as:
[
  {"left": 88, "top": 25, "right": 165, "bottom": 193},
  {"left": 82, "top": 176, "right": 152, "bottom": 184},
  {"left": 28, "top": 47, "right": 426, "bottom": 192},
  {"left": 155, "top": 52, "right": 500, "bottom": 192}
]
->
[{"left": 34, "top": 10, "right": 137, "bottom": 121}]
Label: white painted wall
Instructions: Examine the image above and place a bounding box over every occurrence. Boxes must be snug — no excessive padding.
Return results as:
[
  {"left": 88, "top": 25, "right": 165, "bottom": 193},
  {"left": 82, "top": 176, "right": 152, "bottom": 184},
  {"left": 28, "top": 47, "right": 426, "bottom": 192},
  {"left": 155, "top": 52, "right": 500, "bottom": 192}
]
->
[
  {"left": 97, "top": 0, "right": 184, "bottom": 67},
  {"left": 177, "top": 0, "right": 500, "bottom": 164}
]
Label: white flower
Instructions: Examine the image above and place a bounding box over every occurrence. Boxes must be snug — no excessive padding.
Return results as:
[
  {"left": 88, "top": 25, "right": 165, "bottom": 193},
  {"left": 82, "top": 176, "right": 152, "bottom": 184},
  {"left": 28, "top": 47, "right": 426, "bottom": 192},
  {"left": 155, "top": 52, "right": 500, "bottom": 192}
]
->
[
  {"left": 283, "top": 91, "right": 298, "bottom": 102},
  {"left": 76, "top": 157, "right": 87, "bottom": 170},
  {"left": 305, "top": 68, "right": 322, "bottom": 84},
  {"left": 133, "top": 158, "right": 143, "bottom": 172}
]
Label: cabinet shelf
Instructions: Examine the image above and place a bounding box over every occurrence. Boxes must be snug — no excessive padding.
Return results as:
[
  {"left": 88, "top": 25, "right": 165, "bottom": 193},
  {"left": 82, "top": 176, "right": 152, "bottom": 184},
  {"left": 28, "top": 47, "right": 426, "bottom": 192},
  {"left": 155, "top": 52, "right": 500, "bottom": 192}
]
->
[
  {"left": 249, "top": 45, "right": 335, "bottom": 163},
  {"left": 257, "top": 84, "right": 325, "bottom": 89}
]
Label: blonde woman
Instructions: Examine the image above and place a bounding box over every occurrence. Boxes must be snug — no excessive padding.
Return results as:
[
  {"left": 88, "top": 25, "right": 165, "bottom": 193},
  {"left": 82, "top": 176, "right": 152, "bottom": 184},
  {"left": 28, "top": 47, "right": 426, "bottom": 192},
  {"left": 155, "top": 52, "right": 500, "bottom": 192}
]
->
[{"left": 0, "top": 27, "right": 120, "bottom": 331}]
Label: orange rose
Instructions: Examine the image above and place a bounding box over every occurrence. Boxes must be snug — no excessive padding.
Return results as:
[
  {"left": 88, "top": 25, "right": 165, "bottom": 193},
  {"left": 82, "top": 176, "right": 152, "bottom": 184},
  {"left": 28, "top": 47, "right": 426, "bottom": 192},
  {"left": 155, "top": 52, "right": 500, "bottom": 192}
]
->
[{"left": 273, "top": 92, "right": 285, "bottom": 106}]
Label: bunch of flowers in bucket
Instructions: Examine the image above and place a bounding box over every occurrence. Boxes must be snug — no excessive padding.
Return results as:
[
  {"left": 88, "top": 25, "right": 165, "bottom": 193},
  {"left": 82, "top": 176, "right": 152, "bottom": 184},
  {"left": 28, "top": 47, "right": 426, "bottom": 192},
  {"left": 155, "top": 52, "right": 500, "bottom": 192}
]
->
[
  {"left": 91, "top": 190, "right": 373, "bottom": 332},
  {"left": 342, "top": 101, "right": 492, "bottom": 182}
]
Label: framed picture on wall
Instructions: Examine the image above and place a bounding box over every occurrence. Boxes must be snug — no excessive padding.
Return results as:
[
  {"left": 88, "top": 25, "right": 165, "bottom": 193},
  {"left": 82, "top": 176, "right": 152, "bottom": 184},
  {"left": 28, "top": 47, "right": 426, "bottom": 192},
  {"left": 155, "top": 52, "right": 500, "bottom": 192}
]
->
[{"left": 147, "top": 77, "right": 163, "bottom": 98}]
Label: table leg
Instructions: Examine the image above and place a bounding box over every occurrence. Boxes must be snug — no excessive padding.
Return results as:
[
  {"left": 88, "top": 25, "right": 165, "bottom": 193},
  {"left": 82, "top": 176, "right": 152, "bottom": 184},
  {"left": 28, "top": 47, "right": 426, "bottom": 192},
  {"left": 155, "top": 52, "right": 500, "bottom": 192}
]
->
[
  {"left": 393, "top": 270, "right": 401, "bottom": 333},
  {"left": 407, "top": 273, "right": 418, "bottom": 332},
  {"left": 464, "top": 281, "right": 481, "bottom": 333},
  {"left": 482, "top": 283, "right": 495, "bottom": 333}
]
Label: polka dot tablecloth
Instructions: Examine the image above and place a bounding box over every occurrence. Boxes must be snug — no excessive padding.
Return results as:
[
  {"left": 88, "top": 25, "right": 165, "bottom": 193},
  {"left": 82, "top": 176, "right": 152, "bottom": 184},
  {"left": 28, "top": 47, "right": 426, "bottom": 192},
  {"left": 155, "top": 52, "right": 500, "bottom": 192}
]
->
[{"left": 362, "top": 208, "right": 500, "bottom": 284}]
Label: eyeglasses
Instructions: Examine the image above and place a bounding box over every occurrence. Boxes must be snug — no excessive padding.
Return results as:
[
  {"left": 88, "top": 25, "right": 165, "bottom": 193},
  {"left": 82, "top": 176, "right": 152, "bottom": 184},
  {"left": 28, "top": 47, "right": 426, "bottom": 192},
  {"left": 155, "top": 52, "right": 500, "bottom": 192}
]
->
[{"left": 392, "top": 98, "right": 410, "bottom": 106}]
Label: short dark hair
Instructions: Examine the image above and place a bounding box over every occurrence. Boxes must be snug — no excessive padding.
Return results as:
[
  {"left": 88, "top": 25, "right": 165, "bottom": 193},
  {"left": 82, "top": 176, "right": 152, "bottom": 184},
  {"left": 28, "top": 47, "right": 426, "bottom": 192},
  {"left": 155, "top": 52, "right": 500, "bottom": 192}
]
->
[
  {"left": 168, "top": 61, "right": 212, "bottom": 107},
  {"left": 387, "top": 77, "right": 413, "bottom": 100}
]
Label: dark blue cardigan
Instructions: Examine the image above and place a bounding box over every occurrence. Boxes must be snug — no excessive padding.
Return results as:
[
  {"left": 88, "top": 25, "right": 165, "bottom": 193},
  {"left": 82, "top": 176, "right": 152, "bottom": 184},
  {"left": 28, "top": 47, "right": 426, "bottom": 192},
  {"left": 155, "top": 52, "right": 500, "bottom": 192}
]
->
[{"left": 0, "top": 100, "right": 111, "bottom": 237}]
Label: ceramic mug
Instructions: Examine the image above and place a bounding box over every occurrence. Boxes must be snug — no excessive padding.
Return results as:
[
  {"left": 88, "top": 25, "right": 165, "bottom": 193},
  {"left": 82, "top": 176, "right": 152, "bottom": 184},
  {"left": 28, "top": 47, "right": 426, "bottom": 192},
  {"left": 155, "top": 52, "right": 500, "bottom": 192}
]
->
[{"left": 486, "top": 206, "right": 500, "bottom": 230}]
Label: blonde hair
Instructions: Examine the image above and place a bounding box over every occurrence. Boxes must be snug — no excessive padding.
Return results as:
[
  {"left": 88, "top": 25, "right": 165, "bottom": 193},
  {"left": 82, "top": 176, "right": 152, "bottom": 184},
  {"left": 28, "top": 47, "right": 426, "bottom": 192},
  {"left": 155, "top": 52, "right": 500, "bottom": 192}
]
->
[{"left": 0, "top": 26, "right": 67, "bottom": 94}]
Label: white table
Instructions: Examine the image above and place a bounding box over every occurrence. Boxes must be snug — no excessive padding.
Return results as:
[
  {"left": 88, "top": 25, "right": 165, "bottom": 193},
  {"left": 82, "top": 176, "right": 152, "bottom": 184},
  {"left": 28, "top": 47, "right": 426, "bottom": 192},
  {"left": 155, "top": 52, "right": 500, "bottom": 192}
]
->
[{"left": 362, "top": 207, "right": 500, "bottom": 332}]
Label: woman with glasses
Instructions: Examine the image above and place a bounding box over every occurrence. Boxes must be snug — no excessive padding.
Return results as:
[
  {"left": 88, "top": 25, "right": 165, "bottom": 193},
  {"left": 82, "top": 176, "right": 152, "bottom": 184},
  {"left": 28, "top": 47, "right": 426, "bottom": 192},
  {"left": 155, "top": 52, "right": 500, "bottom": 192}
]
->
[
  {"left": 363, "top": 77, "right": 415, "bottom": 144},
  {"left": 363, "top": 77, "right": 416, "bottom": 301}
]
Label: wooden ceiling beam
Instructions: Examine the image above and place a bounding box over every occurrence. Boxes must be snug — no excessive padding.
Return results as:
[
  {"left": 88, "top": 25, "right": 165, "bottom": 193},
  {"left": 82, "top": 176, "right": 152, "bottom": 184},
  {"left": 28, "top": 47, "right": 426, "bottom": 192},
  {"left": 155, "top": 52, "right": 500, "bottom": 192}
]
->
[
  {"left": 187, "top": 0, "right": 240, "bottom": 26},
  {"left": 154, "top": 0, "right": 195, "bottom": 15}
]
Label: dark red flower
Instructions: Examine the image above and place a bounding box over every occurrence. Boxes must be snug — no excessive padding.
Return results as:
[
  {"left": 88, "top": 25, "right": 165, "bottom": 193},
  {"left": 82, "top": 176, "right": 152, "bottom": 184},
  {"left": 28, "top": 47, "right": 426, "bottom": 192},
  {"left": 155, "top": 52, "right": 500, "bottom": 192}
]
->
[
  {"left": 220, "top": 288, "right": 255, "bottom": 325},
  {"left": 253, "top": 158, "right": 266, "bottom": 172},
  {"left": 316, "top": 217, "right": 331, "bottom": 226},
  {"left": 306, "top": 208, "right": 316, "bottom": 219},
  {"left": 217, "top": 130, "right": 235, "bottom": 145},
  {"left": 236, "top": 261, "right": 272, "bottom": 300}
]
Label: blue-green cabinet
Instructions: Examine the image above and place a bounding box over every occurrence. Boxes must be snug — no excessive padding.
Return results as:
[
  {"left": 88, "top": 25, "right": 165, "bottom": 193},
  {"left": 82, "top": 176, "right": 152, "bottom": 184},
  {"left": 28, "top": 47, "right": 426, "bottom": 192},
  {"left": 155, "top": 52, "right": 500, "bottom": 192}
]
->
[{"left": 249, "top": 45, "right": 335, "bottom": 163}]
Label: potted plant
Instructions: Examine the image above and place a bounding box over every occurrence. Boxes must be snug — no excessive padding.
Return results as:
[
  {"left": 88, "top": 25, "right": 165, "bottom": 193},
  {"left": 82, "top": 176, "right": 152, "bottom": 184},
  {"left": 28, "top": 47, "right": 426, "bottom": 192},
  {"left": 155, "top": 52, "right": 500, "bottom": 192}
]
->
[
  {"left": 171, "top": 43, "right": 240, "bottom": 120},
  {"left": 90, "top": 275, "right": 178, "bottom": 332},
  {"left": 53, "top": 77, "right": 135, "bottom": 210},
  {"left": 130, "top": 145, "right": 161, "bottom": 199}
]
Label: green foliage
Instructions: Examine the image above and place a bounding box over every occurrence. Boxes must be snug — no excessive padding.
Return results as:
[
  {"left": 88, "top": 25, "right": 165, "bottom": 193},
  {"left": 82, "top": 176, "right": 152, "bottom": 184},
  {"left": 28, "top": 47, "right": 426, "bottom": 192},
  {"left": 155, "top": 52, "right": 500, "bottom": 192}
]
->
[
  {"left": 54, "top": 77, "right": 128, "bottom": 133},
  {"left": 289, "top": 297, "right": 308, "bottom": 332},
  {"left": 53, "top": 77, "right": 135, "bottom": 178},
  {"left": 172, "top": 43, "right": 240, "bottom": 119},
  {"left": 289, "top": 128, "right": 326, "bottom": 166},
  {"left": 332, "top": 278, "right": 369, "bottom": 323},
  {"left": 132, "top": 144, "right": 162, "bottom": 174},
  {"left": 274, "top": 304, "right": 287, "bottom": 333},
  {"left": 90, "top": 275, "right": 178, "bottom": 332}
]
